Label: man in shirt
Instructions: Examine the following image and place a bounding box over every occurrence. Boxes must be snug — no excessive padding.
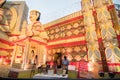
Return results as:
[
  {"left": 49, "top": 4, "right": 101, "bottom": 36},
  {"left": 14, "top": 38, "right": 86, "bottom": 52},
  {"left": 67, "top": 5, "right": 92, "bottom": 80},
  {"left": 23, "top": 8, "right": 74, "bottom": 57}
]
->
[{"left": 62, "top": 56, "right": 69, "bottom": 74}]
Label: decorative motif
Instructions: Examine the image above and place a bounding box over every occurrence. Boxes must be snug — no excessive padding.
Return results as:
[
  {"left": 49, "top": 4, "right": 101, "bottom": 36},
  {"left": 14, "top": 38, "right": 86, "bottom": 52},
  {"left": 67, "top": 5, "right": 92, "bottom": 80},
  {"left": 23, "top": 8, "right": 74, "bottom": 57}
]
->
[
  {"left": 66, "top": 31, "right": 72, "bottom": 36},
  {"left": 81, "top": 0, "right": 92, "bottom": 12},
  {"left": 74, "top": 55, "right": 81, "bottom": 61},
  {"left": 73, "top": 23, "right": 79, "bottom": 28},
  {"left": 55, "top": 28, "right": 59, "bottom": 33},
  {"left": 50, "top": 29, "right": 54, "bottom": 34},
  {"left": 83, "top": 10, "right": 95, "bottom": 26},
  {"left": 55, "top": 34, "right": 59, "bottom": 39},
  {"left": 74, "top": 46, "right": 80, "bottom": 52},
  {"left": 105, "top": 44, "right": 120, "bottom": 61},
  {"left": 73, "top": 29, "right": 80, "bottom": 35},
  {"left": 66, "top": 25, "right": 72, "bottom": 30},
  {"left": 96, "top": 6, "right": 111, "bottom": 23},
  {"left": 93, "top": 0, "right": 105, "bottom": 8}
]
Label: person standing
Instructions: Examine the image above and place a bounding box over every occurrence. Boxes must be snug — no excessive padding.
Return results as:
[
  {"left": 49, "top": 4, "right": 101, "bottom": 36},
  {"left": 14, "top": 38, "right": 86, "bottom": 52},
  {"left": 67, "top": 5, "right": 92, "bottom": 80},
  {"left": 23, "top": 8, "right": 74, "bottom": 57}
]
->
[
  {"left": 56, "top": 57, "right": 62, "bottom": 69},
  {"left": 62, "top": 56, "right": 69, "bottom": 74},
  {"left": 34, "top": 55, "right": 38, "bottom": 68}
]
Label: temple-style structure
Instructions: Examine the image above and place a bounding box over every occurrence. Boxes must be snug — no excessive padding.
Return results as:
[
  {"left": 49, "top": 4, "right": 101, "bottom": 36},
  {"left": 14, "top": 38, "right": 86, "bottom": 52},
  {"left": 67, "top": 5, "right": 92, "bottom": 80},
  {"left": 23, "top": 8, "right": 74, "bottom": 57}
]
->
[
  {"left": 44, "top": 0, "right": 120, "bottom": 74},
  {"left": 0, "top": 0, "right": 120, "bottom": 78}
]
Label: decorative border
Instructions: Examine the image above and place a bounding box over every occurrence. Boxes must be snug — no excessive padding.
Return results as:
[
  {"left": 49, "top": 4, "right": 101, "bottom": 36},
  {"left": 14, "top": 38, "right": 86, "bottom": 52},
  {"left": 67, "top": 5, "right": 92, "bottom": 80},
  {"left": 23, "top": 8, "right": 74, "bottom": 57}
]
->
[
  {"left": 0, "top": 48, "right": 13, "bottom": 52},
  {"left": 47, "top": 40, "right": 86, "bottom": 49},
  {"left": 29, "top": 38, "right": 47, "bottom": 45},
  {"left": 45, "top": 15, "right": 84, "bottom": 30},
  {"left": 0, "top": 38, "right": 14, "bottom": 46},
  {"left": 48, "top": 34, "right": 85, "bottom": 42}
]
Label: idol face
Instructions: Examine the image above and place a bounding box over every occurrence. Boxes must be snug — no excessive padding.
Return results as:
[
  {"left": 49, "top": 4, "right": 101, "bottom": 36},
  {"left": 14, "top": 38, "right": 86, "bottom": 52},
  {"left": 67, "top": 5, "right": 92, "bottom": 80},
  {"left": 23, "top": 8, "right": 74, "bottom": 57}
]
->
[{"left": 29, "top": 11, "right": 38, "bottom": 22}]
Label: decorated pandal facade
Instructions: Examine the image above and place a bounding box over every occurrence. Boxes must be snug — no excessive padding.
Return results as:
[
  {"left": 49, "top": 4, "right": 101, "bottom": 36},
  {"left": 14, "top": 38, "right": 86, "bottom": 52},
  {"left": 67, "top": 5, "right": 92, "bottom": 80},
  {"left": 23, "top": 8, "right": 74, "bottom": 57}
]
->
[
  {"left": 44, "top": 0, "right": 120, "bottom": 74},
  {"left": 0, "top": 0, "right": 120, "bottom": 77}
]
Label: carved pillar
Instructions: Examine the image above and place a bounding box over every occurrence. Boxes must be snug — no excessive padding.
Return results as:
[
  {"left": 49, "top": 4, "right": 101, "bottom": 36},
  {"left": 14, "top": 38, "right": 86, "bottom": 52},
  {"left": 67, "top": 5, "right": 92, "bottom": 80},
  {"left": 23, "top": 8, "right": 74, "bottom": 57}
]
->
[
  {"left": 10, "top": 44, "right": 17, "bottom": 67},
  {"left": 22, "top": 39, "right": 30, "bottom": 69},
  {"left": 93, "top": 0, "right": 120, "bottom": 72},
  {"left": 81, "top": 0, "right": 101, "bottom": 63}
]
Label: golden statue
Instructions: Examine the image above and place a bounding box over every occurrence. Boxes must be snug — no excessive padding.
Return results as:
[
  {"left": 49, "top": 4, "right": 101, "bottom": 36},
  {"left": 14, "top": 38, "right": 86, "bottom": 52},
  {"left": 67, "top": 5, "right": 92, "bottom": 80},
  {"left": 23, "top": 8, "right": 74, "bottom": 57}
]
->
[{"left": 26, "top": 10, "right": 47, "bottom": 41}]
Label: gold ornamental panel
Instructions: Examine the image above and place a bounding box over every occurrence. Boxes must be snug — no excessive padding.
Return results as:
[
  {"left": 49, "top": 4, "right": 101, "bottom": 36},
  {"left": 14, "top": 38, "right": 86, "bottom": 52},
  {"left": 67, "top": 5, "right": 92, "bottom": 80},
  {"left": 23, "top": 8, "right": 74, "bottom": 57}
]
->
[
  {"left": 59, "top": 33, "right": 63, "bottom": 38},
  {"left": 66, "top": 31, "right": 72, "bottom": 36},
  {"left": 73, "top": 29, "right": 80, "bottom": 35},
  {"left": 74, "top": 55, "right": 81, "bottom": 61},
  {"left": 83, "top": 10, "right": 95, "bottom": 26},
  {"left": 66, "top": 25, "right": 72, "bottom": 30},
  {"left": 81, "top": 0, "right": 93, "bottom": 12},
  {"left": 50, "top": 29, "right": 55, "bottom": 34},
  {"left": 82, "top": 46, "right": 87, "bottom": 51},
  {"left": 55, "top": 28, "right": 60, "bottom": 33},
  {"left": 62, "top": 26, "right": 66, "bottom": 31},
  {"left": 79, "top": 21, "right": 84, "bottom": 26},
  {"left": 74, "top": 46, "right": 81, "bottom": 52},
  {"left": 50, "top": 35, "right": 54, "bottom": 40},
  {"left": 66, "top": 47, "right": 73, "bottom": 53},
  {"left": 73, "top": 22, "right": 79, "bottom": 28},
  {"left": 55, "top": 34, "right": 59, "bottom": 39},
  {"left": 93, "top": 0, "right": 105, "bottom": 8},
  {"left": 79, "top": 28, "right": 85, "bottom": 34},
  {"left": 96, "top": 6, "right": 111, "bottom": 23},
  {"left": 61, "top": 48, "right": 66, "bottom": 53},
  {"left": 62, "top": 33, "right": 66, "bottom": 37},
  {"left": 106, "top": 0, "right": 113, "bottom": 5}
]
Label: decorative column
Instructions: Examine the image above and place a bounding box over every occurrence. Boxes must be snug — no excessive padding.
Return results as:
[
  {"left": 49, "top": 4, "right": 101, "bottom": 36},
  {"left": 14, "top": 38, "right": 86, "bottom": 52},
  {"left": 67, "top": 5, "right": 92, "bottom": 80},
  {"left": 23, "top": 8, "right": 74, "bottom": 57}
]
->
[
  {"left": 10, "top": 44, "right": 17, "bottom": 67},
  {"left": 93, "top": 0, "right": 120, "bottom": 72},
  {"left": 107, "top": 0, "right": 120, "bottom": 48},
  {"left": 81, "top": 0, "right": 101, "bottom": 64},
  {"left": 22, "top": 39, "right": 30, "bottom": 70}
]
